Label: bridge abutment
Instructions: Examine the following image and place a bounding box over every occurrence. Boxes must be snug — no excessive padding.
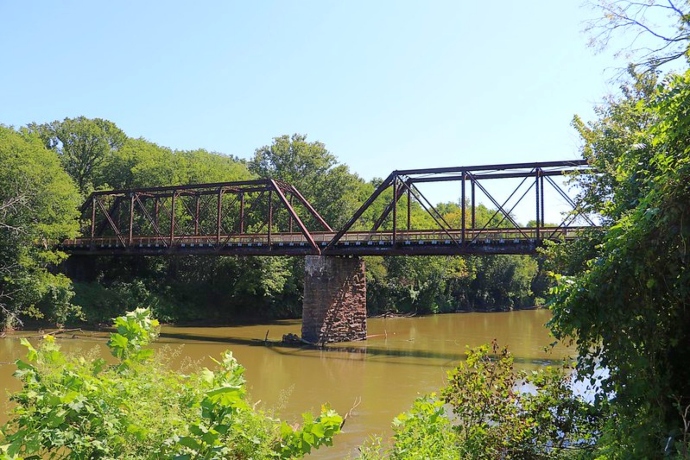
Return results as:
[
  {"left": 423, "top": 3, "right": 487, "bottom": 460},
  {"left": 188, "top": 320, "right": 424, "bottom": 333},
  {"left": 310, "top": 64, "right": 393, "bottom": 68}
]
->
[{"left": 302, "top": 256, "right": 367, "bottom": 344}]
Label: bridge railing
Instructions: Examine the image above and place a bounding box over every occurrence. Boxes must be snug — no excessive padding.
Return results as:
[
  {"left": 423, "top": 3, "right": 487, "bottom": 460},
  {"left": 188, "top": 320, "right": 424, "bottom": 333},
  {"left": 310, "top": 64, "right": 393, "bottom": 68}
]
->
[
  {"left": 60, "top": 226, "right": 591, "bottom": 252},
  {"left": 60, "top": 233, "right": 319, "bottom": 249},
  {"left": 330, "top": 227, "right": 589, "bottom": 244}
]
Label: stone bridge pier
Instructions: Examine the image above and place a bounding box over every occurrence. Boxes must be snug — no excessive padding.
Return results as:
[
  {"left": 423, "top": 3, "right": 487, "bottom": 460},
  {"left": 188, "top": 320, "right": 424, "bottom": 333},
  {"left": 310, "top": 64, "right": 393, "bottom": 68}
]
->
[{"left": 302, "top": 256, "right": 367, "bottom": 344}]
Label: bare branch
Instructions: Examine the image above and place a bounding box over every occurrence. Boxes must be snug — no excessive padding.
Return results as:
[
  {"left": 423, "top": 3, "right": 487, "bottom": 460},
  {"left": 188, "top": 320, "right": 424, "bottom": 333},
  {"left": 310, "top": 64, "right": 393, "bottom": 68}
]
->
[
  {"left": 585, "top": 0, "right": 690, "bottom": 71},
  {"left": 0, "top": 188, "right": 34, "bottom": 235},
  {"left": 0, "top": 289, "right": 25, "bottom": 329}
]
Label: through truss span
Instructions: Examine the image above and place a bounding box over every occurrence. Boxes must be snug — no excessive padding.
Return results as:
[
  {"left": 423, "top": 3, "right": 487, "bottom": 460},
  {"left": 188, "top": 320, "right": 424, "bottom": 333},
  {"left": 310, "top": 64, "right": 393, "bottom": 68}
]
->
[{"left": 60, "top": 160, "right": 597, "bottom": 256}]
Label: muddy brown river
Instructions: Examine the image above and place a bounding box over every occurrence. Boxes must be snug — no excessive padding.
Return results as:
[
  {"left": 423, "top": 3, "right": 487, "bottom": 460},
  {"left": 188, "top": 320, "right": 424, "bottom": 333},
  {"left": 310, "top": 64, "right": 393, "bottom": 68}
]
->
[{"left": 0, "top": 309, "right": 572, "bottom": 459}]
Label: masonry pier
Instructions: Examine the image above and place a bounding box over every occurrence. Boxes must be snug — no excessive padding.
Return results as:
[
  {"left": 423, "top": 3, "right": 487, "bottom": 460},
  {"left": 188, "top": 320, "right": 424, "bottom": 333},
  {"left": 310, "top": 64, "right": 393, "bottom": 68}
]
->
[{"left": 302, "top": 256, "right": 367, "bottom": 344}]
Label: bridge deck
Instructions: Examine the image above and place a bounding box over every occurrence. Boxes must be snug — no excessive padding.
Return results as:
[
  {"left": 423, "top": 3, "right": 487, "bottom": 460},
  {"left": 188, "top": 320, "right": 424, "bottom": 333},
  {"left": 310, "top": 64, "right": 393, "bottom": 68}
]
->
[{"left": 60, "top": 226, "right": 589, "bottom": 256}]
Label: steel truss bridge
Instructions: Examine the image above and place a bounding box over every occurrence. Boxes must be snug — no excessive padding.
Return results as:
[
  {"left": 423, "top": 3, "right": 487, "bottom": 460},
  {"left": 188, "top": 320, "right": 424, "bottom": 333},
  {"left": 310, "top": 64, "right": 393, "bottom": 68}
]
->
[{"left": 60, "top": 160, "right": 596, "bottom": 256}]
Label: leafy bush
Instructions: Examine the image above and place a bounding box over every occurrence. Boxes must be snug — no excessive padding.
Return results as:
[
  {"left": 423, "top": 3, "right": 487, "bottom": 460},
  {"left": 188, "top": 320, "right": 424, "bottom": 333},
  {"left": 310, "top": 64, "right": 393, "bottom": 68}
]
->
[
  {"left": 358, "top": 343, "right": 600, "bottom": 459},
  {"left": 0, "top": 308, "right": 341, "bottom": 459}
]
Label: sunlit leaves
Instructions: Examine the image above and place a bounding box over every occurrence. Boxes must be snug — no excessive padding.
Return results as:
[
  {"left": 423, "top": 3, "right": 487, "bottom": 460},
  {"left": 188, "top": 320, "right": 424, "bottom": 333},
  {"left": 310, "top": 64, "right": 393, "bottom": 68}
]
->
[
  {"left": 100, "top": 137, "right": 254, "bottom": 190},
  {"left": 0, "top": 310, "right": 341, "bottom": 459},
  {"left": 27, "top": 116, "right": 127, "bottom": 194},
  {"left": 249, "top": 133, "right": 368, "bottom": 229},
  {"left": 0, "top": 125, "right": 81, "bottom": 330},
  {"left": 279, "top": 406, "right": 342, "bottom": 457},
  {"left": 548, "top": 68, "right": 690, "bottom": 456},
  {"left": 108, "top": 307, "right": 160, "bottom": 359},
  {"left": 359, "top": 344, "right": 598, "bottom": 459}
]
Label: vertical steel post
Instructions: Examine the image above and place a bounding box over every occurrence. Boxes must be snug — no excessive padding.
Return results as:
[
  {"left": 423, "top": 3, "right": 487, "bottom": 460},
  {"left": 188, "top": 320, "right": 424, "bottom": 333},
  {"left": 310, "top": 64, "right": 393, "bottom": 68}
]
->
[
  {"left": 407, "top": 186, "right": 411, "bottom": 231},
  {"left": 216, "top": 188, "right": 223, "bottom": 244},
  {"left": 288, "top": 194, "right": 294, "bottom": 233},
  {"left": 535, "top": 169, "right": 541, "bottom": 241},
  {"left": 540, "top": 172, "right": 545, "bottom": 228},
  {"left": 239, "top": 192, "right": 245, "bottom": 234},
  {"left": 461, "top": 171, "right": 466, "bottom": 243},
  {"left": 194, "top": 194, "right": 200, "bottom": 236},
  {"left": 90, "top": 196, "right": 96, "bottom": 239},
  {"left": 128, "top": 193, "right": 135, "bottom": 246},
  {"left": 154, "top": 198, "right": 159, "bottom": 229},
  {"left": 392, "top": 177, "right": 398, "bottom": 245},
  {"left": 267, "top": 190, "right": 273, "bottom": 246},
  {"left": 471, "top": 177, "right": 476, "bottom": 229},
  {"left": 170, "top": 192, "right": 176, "bottom": 246}
]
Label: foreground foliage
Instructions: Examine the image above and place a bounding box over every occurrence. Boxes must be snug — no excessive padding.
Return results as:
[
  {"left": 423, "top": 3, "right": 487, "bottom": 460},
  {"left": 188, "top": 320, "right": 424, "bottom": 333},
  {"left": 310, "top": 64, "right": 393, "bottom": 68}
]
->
[
  {"left": 358, "top": 343, "right": 599, "bottom": 459},
  {"left": 548, "top": 68, "right": 690, "bottom": 458},
  {"left": 545, "top": 3, "right": 690, "bottom": 456},
  {"left": 0, "top": 309, "right": 341, "bottom": 459}
]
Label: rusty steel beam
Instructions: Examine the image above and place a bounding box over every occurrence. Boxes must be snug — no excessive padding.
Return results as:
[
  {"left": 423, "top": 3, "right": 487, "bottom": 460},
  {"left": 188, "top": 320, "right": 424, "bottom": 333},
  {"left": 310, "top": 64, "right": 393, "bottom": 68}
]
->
[
  {"left": 407, "top": 168, "right": 585, "bottom": 183},
  {"left": 169, "top": 192, "right": 177, "bottom": 246},
  {"left": 94, "top": 197, "right": 127, "bottom": 247},
  {"left": 267, "top": 189, "right": 272, "bottom": 247},
  {"left": 89, "top": 178, "right": 278, "bottom": 197},
  {"left": 470, "top": 176, "right": 530, "bottom": 238},
  {"left": 129, "top": 194, "right": 135, "bottom": 245},
  {"left": 392, "top": 178, "right": 398, "bottom": 245},
  {"left": 64, "top": 161, "right": 598, "bottom": 257},
  {"left": 282, "top": 183, "right": 333, "bottom": 232},
  {"left": 406, "top": 187, "right": 411, "bottom": 231},
  {"left": 216, "top": 188, "right": 223, "bottom": 244},
  {"left": 471, "top": 178, "right": 476, "bottom": 229},
  {"left": 461, "top": 171, "right": 466, "bottom": 243},
  {"left": 325, "top": 160, "right": 593, "bottom": 250},
  {"left": 324, "top": 172, "right": 396, "bottom": 252},
  {"left": 395, "top": 159, "right": 588, "bottom": 177},
  {"left": 60, "top": 226, "right": 590, "bottom": 257},
  {"left": 90, "top": 196, "right": 96, "bottom": 238},
  {"left": 93, "top": 196, "right": 122, "bottom": 237},
  {"left": 270, "top": 179, "right": 320, "bottom": 253},
  {"left": 239, "top": 192, "right": 245, "bottom": 234},
  {"left": 403, "top": 181, "right": 462, "bottom": 247},
  {"left": 544, "top": 175, "right": 596, "bottom": 227},
  {"left": 133, "top": 194, "right": 168, "bottom": 247},
  {"left": 74, "top": 179, "right": 333, "bottom": 255},
  {"left": 371, "top": 176, "right": 408, "bottom": 232}
]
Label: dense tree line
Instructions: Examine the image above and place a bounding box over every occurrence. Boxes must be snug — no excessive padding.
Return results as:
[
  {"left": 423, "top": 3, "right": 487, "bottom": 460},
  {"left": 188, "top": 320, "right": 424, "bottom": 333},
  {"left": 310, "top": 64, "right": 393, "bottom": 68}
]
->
[
  {"left": 548, "top": 67, "right": 690, "bottom": 456},
  {"left": 0, "top": 126, "right": 81, "bottom": 330},
  {"left": 0, "top": 120, "right": 546, "bottom": 329}
]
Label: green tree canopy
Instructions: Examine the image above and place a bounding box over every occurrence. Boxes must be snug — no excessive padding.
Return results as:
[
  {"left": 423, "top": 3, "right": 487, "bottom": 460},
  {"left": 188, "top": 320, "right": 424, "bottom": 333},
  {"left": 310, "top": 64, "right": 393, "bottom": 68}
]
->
[
  {"left": 548, "top": 69, "right": 690, "bottom": 457},
  {"left": 0, "top": 126, "right": 81, "bottom": 330},
  {"left": 100, "top": 138, "right": 253, "bottom": 190},
  {"left": 249, "top": 134, "right": 368, "bottom": 229},
  {"left": 28, "top": 117, "right": 127, "bottom": 194}
]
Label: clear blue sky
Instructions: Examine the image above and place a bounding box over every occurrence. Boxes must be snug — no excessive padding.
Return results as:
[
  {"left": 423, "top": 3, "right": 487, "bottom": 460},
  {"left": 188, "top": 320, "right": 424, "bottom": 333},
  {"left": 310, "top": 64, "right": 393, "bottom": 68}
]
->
[{"left": 1, "top": 1, "right": 625, "bottom": 222}]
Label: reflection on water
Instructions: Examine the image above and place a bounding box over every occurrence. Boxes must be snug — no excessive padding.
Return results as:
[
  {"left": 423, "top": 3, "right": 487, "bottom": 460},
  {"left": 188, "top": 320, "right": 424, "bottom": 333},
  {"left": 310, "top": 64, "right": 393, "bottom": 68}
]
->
[{"left": 0, "top": 309, "right": 571, "bottom": 459}]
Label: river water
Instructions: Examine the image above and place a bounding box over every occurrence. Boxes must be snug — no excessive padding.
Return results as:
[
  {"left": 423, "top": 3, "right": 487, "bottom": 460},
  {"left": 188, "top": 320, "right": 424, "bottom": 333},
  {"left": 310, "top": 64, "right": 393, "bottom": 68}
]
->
[{"left": 0, "top": 309, "right": 571, "bottom": 459}]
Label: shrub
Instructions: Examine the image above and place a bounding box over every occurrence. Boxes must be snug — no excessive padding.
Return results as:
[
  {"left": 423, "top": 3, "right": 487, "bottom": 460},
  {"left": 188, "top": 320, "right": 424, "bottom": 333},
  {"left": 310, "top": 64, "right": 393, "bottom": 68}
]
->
[
  {"left": 358, "top": 342, "right": 601, "bottom": 459},
  {"left": 0, "top": 308, "right": 341, "bottom": 459}
]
